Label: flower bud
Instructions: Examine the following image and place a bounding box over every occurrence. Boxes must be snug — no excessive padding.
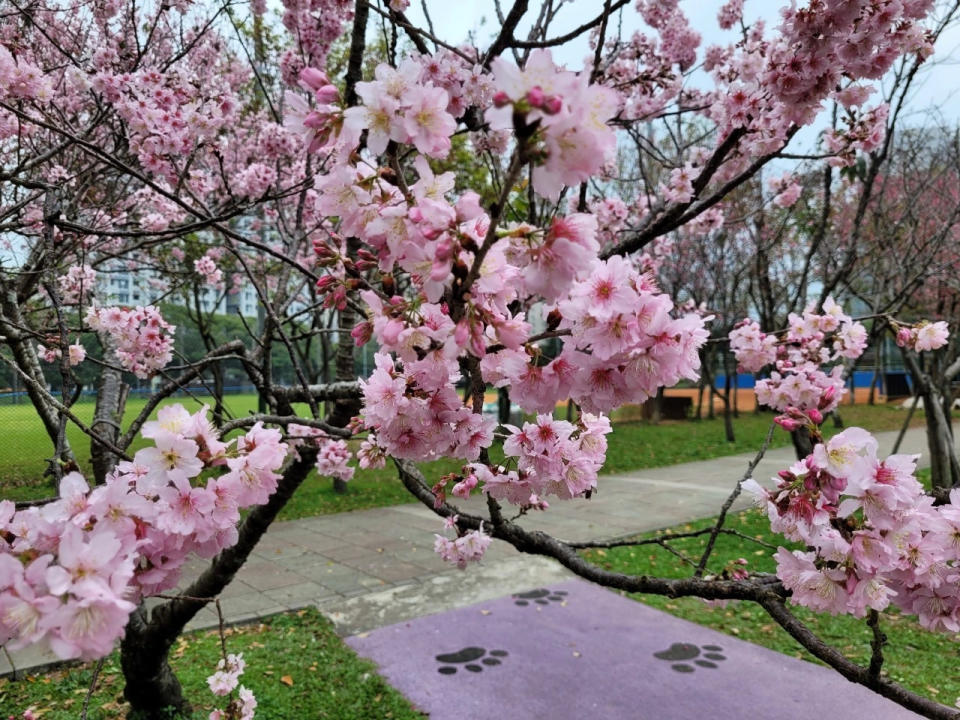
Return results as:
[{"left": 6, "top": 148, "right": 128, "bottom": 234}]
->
[
  {"left": 542, "top": 95, "right": 563, "bottom": 115},
  {"left": 351, "top": 321, "right": 373, "bottom": 346},
  {"left": 546, "top": 308, "right": 562, "bottom": 331},
  {"left": 315, "top": 84, "right": 341, "bottom": 104},
  {"left": 299, "top": 67, "right": 330, "bottom": 91},
  {"left": 774, "top": 415, "right": 801, "bottom": 432},
  {"left": 526, "top": 85, "right": 545, "bottom": 108},
  {"left": 896, "top": 327, "right": 914, "bottom": 348},
  {"left": 315, "top": 275, "right": 336, "bottom": 291},
  {"left": 818, "top": 385, "right": 836, "bottom": 409},
  {"left": 492, "top": 91, "right": 511, "bottom": 108}
]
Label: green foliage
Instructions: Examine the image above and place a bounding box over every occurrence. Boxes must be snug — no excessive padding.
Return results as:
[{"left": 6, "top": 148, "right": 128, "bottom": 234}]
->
[{"left": 0, "top": 609, "right": 425, "bottom": 719}]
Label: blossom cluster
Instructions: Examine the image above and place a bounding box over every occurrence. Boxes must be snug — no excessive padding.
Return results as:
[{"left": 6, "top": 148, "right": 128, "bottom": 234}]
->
[
  {"left": 301, "top": 59, "right": 458, "bottom": 159},
  {"left": 310, "top": 158, "right": 486, "bottom": 305},
  {"left": 433, "top": 515, "right": 492, "bottom": 570},
  {"left": 768, "top": 174, "right": 803, "bottom": 208},
  {"left": 729, "top": 298, "right": 867, "bottom": 414},
  {"left": 207, "top": 653, "right": 257, "bottom": 720},
  {"left": 484, "top": 255, "right": 709, "bottom": 415},
  {"left": 287, "top": 424, "right": 354, "bottom": 482},
  {"left": 0, "top": 405, "right": 288, "bottom": 660},
  {"left": 85, "top": 305, "right": 175, "bottom": 378},
  {"left": 486, "top": 49, "right": 619, "bottom": 200},
  {"left": 894, "top": 321, "right": 950, "bottom": 352},
  {"left": 36, "top": 339, "right": 86, "bottom": 367},
  {"left": 764, "top": 0, "right": 933, "bottom": 124},
  {"left": 746, "top": 428, "right": 960, "bottom": 630},
  {"left": 728, "top": 318, "right": 777, "bottom": 373},
  {"left": 468, "top": 414, "right": 612, "bottom": 507},
  {"left": 0, "top": 44, "right": 52, "bottom": 102},
  {"left": 57, "top": 265, "right": 96, "bottom": 305},
  {"left": 360, "top": 352, "right": 495, "bottom": 463},
  {"left": 195, "top": 254, "right": 224, "bottom": 287}
]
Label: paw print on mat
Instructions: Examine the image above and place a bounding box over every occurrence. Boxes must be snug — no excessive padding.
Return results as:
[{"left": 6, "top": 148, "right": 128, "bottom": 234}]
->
[
  {"left": 435, "top": 647, "right": 509, "bottom": 675},
  {"left": 512, "top": 588, "right": 568, "bottom": 606},
  {"left": 653, "top": 643, "right": 727, "bottom": 673}
]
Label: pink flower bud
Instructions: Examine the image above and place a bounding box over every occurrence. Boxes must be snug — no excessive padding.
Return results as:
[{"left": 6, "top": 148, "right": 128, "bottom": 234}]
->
[
  {"left": 807, "top": 408, "right": 823, "bottom": 425},
  {"left": 542, "top": 95, "right": 563, "bottom": 114},
  {"left": 774, "top": 415, "right": 801, "bottom": 432},
  {"left": 471, "top": 331, "right": 487, "bottom": 358},
  {"left": 351, "top": 321, "right": 373, "bottom": 346},
  {"left": 315, "top": 275, "right": 336, "bottom": 291},
  {"left": 454, "top": 320, "right": 469, "bottom": 347},
  {"left": 299, "top": 67, "right": 330, "bottom": 91},
  {"left": 452, "top": 474, "right": 478, "bottom": 498},
  {"left": 526, "top": 85, "right": 545, "bottom": 108},
  {"left": 492, "top": 91, "right": 511, "bottom": 108},
  {"left": 407, "top": 206, "right": 424, "bottom": 223},
  {"left": 433, "top": 236, "right": 454, "bottom": 262},
  {"left": 818, "top": 385, "right": 836, "bottom": 409},
  {"left": 316, "top": 84, "right": 340, "bottom": 104},
  {"left": 896, "top": 327, "right": 914, "bottom": 348},
  {"left": 303, "top": 110, "right": 329, "bottom": 130}
]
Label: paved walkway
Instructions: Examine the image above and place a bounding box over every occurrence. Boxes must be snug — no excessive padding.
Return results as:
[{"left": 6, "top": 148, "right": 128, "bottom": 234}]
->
[
  {"left": 348, "top": 579, "right": 921, "bottom": 719},
  {"left": 0, "top": 426, "right": 940, "bottom": 674}
]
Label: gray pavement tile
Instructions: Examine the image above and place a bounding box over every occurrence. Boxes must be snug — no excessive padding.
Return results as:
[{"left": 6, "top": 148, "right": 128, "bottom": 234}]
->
[
  {"left": 235, "top": 561, "right": 307, "bottom": 591},
  {"left": 217, "top": 579, "right": 261, "bottom": 599},
  {"left": 264, "top": 581, "right": 334, "bottom": 608},
  {"left": 319, "top": 544, "right": 388, "bottom": 562},
  {"left": 217, "top": 594, "right": 287, "bottom": 618}
]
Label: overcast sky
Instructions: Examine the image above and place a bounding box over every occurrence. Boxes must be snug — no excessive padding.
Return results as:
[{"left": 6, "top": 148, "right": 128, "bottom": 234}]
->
[{"left": 402, "top": 0, "right": 960, "bottom": 152}]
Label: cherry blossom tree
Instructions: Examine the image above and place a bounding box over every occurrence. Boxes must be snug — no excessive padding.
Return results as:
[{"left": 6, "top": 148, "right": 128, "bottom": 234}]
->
[
  {"left": 825, "top": 125, "right": 960, "bottom": 489},
  {"left": 4, "top": 1, "right": 960, "bottom": 719}
]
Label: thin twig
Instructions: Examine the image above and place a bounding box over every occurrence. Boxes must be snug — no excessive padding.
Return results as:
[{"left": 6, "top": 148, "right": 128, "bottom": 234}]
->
[
  {"left": 80, "top": 658, "right": 105, "bottom": 720},
  {"left": 568, "top": 526, "right": 777, "bottom": 551},
  {"left": 695, "top": 422, "right": 777, "bottom": 577}
]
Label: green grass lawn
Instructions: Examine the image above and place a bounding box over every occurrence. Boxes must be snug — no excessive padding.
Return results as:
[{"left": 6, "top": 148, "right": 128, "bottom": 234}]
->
[
  {"left": 0, "top": 396, "right": 931, "bottom": 519},
  {"left": 0, "top": 608, "right": 425, "bottom": 720},
  {"left": 583, "top": 509, "right": 960, "bottom": 707}
]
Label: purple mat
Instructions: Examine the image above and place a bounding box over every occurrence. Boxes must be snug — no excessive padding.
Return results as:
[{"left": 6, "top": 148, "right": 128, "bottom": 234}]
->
[{"left": 347, "top": 579, "right": 921, "bottom": 719}]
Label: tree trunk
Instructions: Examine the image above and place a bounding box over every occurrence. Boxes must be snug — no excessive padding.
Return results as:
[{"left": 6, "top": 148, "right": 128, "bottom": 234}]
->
[
  {"left": 791, "top": 426, "right": 814, "bottom": 459},
  {"left": 923, "top": 391, "right": 953, "bottom": 490},
  {"left": 721, "top": 359, "right": 735, "bottom": 442},
  {"left": 652, "top": 386, "right": 664, "bottom": 424},
  {"left": 732, "top": 370, "right": 739, "bottom": 419},
  {"left": 121, "top": 608, "right": 190, "bottom": 719},
  {"left": 211, "top": 360, "right": 226, "bottom": 428},
  {"left": 498, "top": 387, "right": 511, "bottom": 425},
  {"left": 91, "top": 333, "right": 127, "bottom": 484}
]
